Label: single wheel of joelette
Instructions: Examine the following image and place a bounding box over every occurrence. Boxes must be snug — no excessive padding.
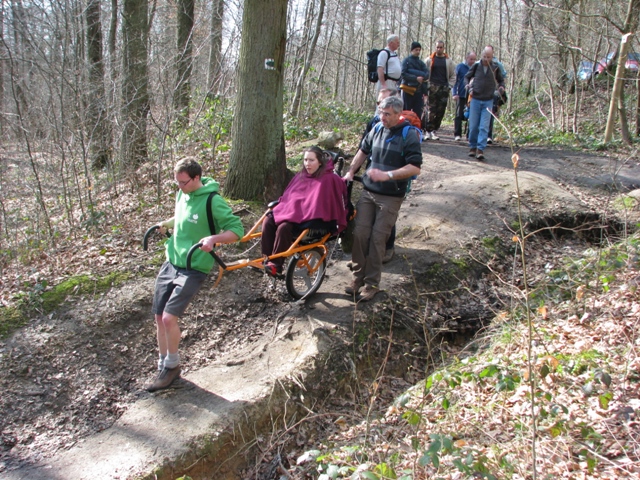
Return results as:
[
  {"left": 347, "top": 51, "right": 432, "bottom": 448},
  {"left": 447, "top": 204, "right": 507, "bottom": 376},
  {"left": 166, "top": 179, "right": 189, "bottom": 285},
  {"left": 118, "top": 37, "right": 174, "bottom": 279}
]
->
[{"left": 285, "top": 247, "right": 327, "bottom": 300}]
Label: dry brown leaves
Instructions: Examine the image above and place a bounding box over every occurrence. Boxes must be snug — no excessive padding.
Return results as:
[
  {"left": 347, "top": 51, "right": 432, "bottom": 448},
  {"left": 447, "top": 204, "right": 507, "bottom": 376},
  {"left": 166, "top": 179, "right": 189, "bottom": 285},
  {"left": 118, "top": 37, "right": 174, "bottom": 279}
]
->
[{"left": 268, "top": 235, "right": 640, "bottom": 479}]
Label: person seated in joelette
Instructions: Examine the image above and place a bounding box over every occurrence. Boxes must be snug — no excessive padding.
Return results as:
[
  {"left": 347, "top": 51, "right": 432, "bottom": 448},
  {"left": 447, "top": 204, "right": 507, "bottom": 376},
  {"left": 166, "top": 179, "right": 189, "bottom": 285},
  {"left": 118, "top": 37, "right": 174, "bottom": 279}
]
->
[{"left": 261, "top": 146, "right": 348, "bottom": 276}]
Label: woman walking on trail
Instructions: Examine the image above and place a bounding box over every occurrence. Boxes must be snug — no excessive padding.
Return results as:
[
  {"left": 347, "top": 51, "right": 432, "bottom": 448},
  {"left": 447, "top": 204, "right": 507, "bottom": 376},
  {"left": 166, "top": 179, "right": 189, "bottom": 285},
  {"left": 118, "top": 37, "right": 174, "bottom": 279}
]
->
[{"left": 261, "top": 146, "right": 348, "bottom": 276}]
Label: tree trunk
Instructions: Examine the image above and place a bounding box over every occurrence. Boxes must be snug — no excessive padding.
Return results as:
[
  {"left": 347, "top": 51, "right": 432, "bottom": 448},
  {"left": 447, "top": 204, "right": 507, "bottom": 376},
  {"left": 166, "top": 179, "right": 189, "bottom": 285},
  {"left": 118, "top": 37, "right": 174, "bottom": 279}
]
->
[
  {"left": 225, "top": 0, "right": 288, "bottom": 201},
  {"left": 514, "top": 0, "right": 532, "bottom": 90},
  {"left": 174, "top": 0, "right": 194, "bottom": 121},
  {"left": 109, "top": 0, "right": 117, "bottom": 99},
  {"left": 86, "top": 0, "right": 112, "bottom": 169},
  {"left": 206, "top": 0, "right": 225, "bottom": 92},
  {"left": 604, "top": 33, "right": 632, "bottom": 143},
  {"left": 10, "top": 0, "right": 29, "bottom": 121},
  {"left": 0, "top": 3, "right": 4, "bottom": 135},
  {"left": 121, "top": 0, "right": 149, "bottom": 166},
  {"left": 636, "top": 77, "right": 640, "bottom": 136}
]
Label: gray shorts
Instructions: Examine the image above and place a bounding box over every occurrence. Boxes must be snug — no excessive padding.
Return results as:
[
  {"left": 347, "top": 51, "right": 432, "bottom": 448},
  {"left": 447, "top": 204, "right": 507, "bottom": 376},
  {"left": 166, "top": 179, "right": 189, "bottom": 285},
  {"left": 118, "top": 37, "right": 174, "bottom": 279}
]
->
[{"left": 152, "top": 262, "right": 207, "bottom": 317}]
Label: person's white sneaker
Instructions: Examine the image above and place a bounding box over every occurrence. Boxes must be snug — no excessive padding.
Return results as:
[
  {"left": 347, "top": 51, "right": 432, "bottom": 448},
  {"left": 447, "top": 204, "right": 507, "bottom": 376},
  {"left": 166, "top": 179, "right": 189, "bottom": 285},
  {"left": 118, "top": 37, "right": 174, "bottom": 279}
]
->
[
  {"left": 430, "top": 131, "right": 440, "bottom": 140},
  {"left": 487, "top": 138, "right": 493, "bottom": 144},
  {"left": 454, "top": 136, "right": 461, "bottom": 141}
]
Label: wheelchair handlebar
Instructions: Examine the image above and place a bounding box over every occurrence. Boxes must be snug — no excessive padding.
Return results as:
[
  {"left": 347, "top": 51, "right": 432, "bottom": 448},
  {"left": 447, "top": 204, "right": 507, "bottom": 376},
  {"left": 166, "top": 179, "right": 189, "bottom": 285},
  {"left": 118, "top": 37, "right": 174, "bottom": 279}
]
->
[
  {"left": 143, "top": 225, "right": 171, "bottom": 251},
  {"left": 186, "top": 243, "right": 227, "bottom": 271},
  {"left": 334, "top": 156, "right": 344, "bottom": 176}
]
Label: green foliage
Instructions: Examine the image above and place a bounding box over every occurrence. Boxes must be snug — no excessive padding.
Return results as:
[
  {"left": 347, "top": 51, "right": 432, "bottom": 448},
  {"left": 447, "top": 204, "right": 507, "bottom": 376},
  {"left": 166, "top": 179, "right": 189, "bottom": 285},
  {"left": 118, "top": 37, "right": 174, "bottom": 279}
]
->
[
  {"left": 418, "top": 434, "right": 498, "bottom": 478},
  {"left": 0, "top": 306, "right": 27, "bottom": 338},
  {"left": 80, "top": 204, "right": 106, "bottom": 230},
  {"left": 481, "top": 236, "right": 503, "bottom": 254},
  {"left": 534, "top": 235, "right": 640, "bottom": 302},
  {"left": 157, "top": 93, "right": 235, "bottom": 160},
  {"left": 614, "top": 195, "right": 638, "bottom": 212},
  {"left": 284, "top": 100, "right": 369, "bottom": 142}
]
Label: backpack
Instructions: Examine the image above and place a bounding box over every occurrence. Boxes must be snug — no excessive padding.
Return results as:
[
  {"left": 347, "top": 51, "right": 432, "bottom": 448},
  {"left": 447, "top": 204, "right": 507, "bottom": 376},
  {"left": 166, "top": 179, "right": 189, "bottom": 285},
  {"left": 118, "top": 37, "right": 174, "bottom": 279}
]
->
[
  {"left": 367, "top": 48, "right": 390, "bottom": 83},
  {"left": 400, "top": 110, "right": 422, "bottom": 130},
  {"left": 373, "top": 121, "right": 423, "bottom": 144}
]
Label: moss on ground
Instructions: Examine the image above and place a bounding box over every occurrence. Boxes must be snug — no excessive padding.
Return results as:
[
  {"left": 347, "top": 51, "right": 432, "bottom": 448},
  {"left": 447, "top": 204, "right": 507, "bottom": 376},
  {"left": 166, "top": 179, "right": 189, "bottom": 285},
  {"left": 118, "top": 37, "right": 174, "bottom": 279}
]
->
[{"left": 0, "top": 271, "right": 131, "bottom": 339}]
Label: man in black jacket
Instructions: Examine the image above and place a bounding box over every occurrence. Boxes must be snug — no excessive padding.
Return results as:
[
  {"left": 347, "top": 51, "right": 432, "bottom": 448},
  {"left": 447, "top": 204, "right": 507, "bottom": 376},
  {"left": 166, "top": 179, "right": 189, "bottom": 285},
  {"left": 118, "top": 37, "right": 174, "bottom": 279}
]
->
[
  {"left": 465, "top": 47, "right": 505, "bottom": 160},
  {"left": 400, "top": 41, "right": 429, "bottom": 120},
  {"left": 343, "top": 96, "right": 422, "bottom": 302}
]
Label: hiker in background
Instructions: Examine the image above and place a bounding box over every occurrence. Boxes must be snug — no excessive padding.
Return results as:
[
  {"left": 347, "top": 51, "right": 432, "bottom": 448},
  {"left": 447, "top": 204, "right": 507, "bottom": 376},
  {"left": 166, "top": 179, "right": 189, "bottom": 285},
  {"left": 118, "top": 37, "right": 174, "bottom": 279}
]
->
[
  {"left": 452, "top": 51, "right": 477, "bottom": 141},
  {"left": 377, "top": 35, "right": 402, "bottom": 92},
  {"left": 400, "top": 41, "right": 429, "bottom": 120},
  {"left": 423, "top": 40, "right": 456, "bottom": 140},
  {"left": 147, "top": 157, "right": 243, "bottom": 392},
  {"left": 261, "top": 146, "right": 348, "bottom": 277},
  {"left": 343, "top": 96, "right": 422, "bottom": 302},
  {"left": 465, "top": 47, "right": 505, "bottom": 161},
  {"left": 484, "top": 45, "right": 508, "bottom": 144}
]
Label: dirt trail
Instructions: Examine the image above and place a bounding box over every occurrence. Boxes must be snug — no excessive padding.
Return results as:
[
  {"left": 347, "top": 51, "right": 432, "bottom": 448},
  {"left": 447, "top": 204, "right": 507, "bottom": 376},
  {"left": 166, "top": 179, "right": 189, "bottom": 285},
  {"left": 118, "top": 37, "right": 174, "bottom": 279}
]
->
[{"left": 2, "top": 131, "right": 639, "bottom": 479}]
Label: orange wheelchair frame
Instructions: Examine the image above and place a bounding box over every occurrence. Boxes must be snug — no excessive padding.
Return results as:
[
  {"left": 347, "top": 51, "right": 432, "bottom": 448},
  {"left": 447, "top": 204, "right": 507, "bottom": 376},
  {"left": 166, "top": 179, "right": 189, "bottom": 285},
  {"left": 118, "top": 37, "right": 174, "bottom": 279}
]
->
[{"left": 143, "top": 155, "right": 350, "bottom": 300}]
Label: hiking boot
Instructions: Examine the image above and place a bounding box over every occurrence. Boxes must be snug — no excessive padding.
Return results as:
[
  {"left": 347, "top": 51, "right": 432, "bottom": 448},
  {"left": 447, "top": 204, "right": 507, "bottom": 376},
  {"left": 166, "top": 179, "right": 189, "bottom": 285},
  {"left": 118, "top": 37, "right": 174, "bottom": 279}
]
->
[
  {"left": 468, "top": 148, "right": 477, "bottom": 157},
  {"left": 147, "top": 366, "right": 181, "bottom": 392},
  {"left": 476, "top": 150, "right": 485, "bottom": 160},
  {"left": 358, "top": 285, "right": 380, "bottom": 302},
  {"left": 383, "top": 248, "right": 395, "bottom": 264},
  {"left": 345, "top": 279, "right": 363, "bottom": 296},
  {"left": 430, "top": 131, "right": 440, "bottom": 140}
]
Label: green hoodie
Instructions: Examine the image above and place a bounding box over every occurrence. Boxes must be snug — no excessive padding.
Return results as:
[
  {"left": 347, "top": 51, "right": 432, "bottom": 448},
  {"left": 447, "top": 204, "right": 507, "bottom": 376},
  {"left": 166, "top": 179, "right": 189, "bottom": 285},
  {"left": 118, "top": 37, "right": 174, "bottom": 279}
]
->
[{"left": 166, "top": 177, "right": 244, "bottom": 273}]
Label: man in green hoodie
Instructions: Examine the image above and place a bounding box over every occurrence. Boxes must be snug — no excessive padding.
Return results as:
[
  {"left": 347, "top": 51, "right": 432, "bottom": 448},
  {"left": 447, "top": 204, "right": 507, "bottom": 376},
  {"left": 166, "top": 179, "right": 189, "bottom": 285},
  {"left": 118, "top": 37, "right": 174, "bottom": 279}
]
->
[{"left": 147, "top": 157, "right": 244, "bottom": 392}]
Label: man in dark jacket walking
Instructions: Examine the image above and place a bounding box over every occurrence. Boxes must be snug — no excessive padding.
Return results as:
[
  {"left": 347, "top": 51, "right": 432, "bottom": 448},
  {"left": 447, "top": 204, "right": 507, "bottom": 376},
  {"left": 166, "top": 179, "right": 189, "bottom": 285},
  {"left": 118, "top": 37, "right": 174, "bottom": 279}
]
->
[
  {"left": 465, "top": 47, "right": 505, "bottom": 160},
  {"left": 400, "top": 41, "right": 429, "bottom": 120},
  {"left": 343, "top": 96, "right": 422, "bottom": 302}
]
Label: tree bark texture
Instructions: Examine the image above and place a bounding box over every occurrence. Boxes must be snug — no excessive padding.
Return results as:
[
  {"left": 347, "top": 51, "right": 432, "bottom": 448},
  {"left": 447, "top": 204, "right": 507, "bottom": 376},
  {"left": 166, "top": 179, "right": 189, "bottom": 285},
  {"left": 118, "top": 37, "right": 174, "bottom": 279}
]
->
[
  {"left": 121, "top": 0, "right": 149, "bottom": 166},
  {"left": 206, "top": 0, "right": 225, "bottom": 92},
  {"left": 225, "top": 0, "right": 288, "bottom": 201},
  {"left": 174, "top": 0, "right": 195, "bottom": 121},
  {"left": 604, "top": 33, "right": 632, "bottom": 143},
  {"left": 86, "top": 0, "right": 112, "bottom": 169}
]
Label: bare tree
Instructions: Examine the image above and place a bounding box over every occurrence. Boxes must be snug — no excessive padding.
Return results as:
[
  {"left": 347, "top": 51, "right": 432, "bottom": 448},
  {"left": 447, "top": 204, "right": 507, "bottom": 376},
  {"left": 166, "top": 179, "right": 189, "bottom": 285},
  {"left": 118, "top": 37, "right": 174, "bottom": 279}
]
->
[
  {"left": 121, "top": 0, "right": 149, "bottom": 166},
  {"left": 289, "top": 0, "right": 326, "bottom": 118},
  {"left": 225, "top": 0, "right": 288, "bottom": 201},
  {"left": 605, "top": 0, "right": 640, "bottom": 143},
  {"left": 206, "top": 0, "right": 225, "bottom": 92},
  {"left": 174, "top": 0, "right": 194, "bottom": 121},
  {"left": 86, "top": 0, "right": 112, "bottom": 169}
]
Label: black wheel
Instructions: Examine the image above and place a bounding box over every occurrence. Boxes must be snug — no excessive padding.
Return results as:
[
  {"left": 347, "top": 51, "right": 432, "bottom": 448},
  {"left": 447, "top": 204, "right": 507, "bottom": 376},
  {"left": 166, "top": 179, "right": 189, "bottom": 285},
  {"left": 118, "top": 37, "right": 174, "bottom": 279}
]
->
[{"left": 285, "top": 247, "right": 327, "bottom": 300}]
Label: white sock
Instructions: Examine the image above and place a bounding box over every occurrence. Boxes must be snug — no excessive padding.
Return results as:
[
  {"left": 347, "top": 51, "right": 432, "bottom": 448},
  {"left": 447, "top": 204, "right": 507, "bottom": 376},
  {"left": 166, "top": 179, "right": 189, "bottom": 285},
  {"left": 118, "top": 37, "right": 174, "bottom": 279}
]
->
[{"left": 164, "top": 352, "right": 180, "bottom": 369}]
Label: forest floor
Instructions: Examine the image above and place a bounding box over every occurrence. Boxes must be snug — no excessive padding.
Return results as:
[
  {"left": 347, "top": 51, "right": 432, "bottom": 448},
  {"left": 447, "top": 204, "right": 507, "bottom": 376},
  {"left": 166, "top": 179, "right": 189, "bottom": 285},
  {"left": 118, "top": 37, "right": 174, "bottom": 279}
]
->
[{"left": 1, "top": 126, "right": 640, "bottom": 478}]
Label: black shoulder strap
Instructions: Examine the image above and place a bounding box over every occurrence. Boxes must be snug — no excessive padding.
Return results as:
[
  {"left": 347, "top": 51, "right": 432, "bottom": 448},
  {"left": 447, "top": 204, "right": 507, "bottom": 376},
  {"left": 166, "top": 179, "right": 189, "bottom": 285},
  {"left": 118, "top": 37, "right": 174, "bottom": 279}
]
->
[
  {"left": 206, "top": 191, "right": 218, "bottom": 235},
  {"left": 382, "top": 48, "right": 391, "bottom": 72}
]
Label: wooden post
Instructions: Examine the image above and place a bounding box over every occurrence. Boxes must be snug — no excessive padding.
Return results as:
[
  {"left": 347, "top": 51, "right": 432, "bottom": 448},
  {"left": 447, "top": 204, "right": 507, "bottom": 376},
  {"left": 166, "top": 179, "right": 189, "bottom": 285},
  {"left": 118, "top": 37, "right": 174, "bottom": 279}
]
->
[{"left": 604, "top": 33, "right": 632, "bottom": 143}]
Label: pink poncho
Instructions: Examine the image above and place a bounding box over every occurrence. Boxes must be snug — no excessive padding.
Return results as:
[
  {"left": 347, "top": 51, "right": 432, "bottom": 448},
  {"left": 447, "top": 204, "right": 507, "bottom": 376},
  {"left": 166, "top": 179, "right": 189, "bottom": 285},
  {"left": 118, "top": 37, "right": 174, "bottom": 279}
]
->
[{"left": 272, "top": 159, "right": 348, "bottom": 233}]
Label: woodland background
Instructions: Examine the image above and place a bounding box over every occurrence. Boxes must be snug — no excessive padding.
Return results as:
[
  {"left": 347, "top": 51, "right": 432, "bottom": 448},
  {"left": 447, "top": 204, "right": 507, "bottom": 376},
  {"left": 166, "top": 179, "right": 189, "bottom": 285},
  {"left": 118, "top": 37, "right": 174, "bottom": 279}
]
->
[{"left": 0, "top": 0, "right": 639, "bottom": 279}]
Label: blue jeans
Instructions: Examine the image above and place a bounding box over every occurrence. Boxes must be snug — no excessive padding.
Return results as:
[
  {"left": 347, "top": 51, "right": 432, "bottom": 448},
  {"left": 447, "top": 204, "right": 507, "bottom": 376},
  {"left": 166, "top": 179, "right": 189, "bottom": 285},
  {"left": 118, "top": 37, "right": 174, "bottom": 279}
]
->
[{"left": 467, "top": 98, "right": 493, "bottom": 152}]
